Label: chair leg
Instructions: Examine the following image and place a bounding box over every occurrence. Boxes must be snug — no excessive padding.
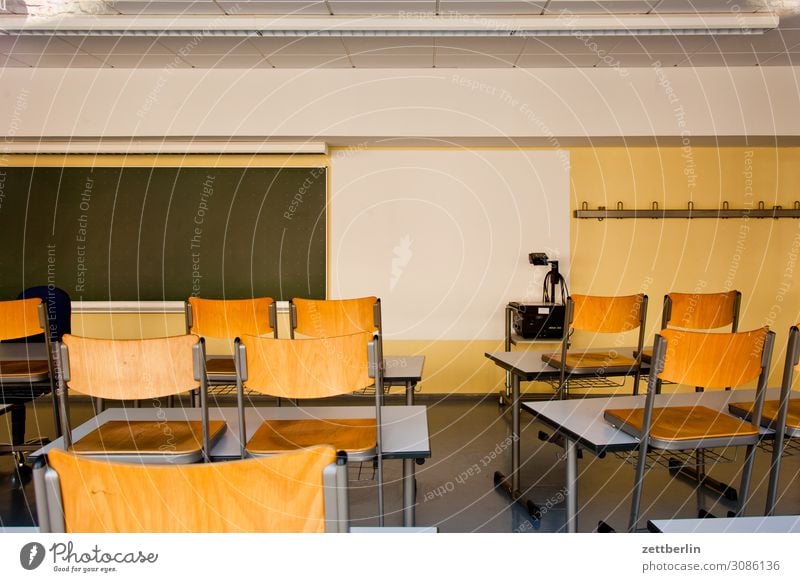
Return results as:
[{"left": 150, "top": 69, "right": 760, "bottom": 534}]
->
[
  {"left": 765, "top": 434, "right": 786, "bottom": 516},
  {"left": 49, "top": 388, "right": 62, "bottom": 438},
  {"left": 695, "top": 449, "right": 707, "bottom": 517},
  {"left": 10, "top": 403, "right": 26, "bottom": 446},
  {"left": 735, "top": 443, "right": 758, "bottom": 517},
  {"left": 628, "top": 443, "right": 649, "bottom": 532}
]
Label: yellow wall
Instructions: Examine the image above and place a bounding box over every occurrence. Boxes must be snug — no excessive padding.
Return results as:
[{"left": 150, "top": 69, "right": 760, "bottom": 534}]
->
[{"left": 70, "top": 145, "right": 800, "bottom": 395}]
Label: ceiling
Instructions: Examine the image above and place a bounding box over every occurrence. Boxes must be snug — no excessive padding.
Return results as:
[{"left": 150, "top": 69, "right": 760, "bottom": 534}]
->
[{"left": 1, "top": 0, "right": 800, "bottom": 68}]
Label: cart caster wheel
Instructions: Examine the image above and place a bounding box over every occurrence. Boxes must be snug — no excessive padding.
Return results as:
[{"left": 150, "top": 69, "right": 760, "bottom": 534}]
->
[
  {"left": 499, "top": 394, "right": 506, "bottom": 406},
  {"left": 415, "top": 458, "right": 425, "bottom": 466},
  {"left": 493, "top": 471, "right": 504, "bottom": 487},
  {"left": 526, "top": 501, "right": 542, "bottom": 520}
]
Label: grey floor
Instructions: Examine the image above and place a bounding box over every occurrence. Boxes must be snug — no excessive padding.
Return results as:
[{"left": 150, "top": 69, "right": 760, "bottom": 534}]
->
[{"left": 2, "top": 394, "right": 800, "bottom": 532}]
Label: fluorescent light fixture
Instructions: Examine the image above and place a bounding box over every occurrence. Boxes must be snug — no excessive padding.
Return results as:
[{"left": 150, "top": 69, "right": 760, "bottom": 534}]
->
[
  {"left": 0, "top": 13, "right": 780, "bottom": 37},
  {"left": 1, "top": 139, "right": 329, "bottom": 155}
]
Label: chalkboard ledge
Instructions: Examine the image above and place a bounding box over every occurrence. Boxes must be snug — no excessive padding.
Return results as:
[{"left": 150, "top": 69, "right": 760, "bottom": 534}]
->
[{"left": 73, "top": 300, "right": 293, "bottom": 315}]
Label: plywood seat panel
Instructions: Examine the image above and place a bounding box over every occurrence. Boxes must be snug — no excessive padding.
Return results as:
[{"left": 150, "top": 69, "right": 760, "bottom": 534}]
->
[
  {"left": 246, "top": 418, "right": 376, "bottom": 455},
  {"left": 71, "top": 420, "right": 227, "bottom": 455}
]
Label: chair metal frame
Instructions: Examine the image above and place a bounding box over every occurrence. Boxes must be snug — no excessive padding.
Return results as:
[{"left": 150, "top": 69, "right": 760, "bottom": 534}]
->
[
  {"left": 234, "top": 331, "right": 386, "bottom": 525},
  {"left": 762, "top": 325, "right": 800, "bottom": 516},
  {"left": 555, "top": 294, "right": 648, "bottom": 398},
  {"left": 626, "top": 327, "right": 775, "bottom": 531},
  {"left": 56, "top": 334, "right": 219, "bottom": 464},
  {"left": 0, "top": 298, "right": 60, "bottom": 463},
  {"left": 33, "top": 447, "right": 350, "bottom": 533}
]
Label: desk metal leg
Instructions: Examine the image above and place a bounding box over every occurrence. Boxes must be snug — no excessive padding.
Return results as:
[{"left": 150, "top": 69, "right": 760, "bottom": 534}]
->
[
  {"left": 565, "top": 437, "right": 578, "bottom": 533},
  {"left": 493, "top": 374, "right": 521, "bottom": 498},
  {"left": 511, "top": 374, "right": 520, "bottom": 494},
  {"left": 403, "top": 459, "right": 416, "bottom": 526},
  {"left": 403, "top": 379, "right": 417, "bottom": 527}
]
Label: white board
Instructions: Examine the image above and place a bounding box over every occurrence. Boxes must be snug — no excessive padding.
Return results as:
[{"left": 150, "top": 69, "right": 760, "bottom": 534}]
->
[{"left": 330, "top": 149, "right": 570, "bottom": 340}]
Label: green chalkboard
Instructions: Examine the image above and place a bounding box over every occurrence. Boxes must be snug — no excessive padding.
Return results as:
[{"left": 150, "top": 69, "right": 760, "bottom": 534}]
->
[{"left": 0, "top": 165, "right": 326, "bottom": 301}]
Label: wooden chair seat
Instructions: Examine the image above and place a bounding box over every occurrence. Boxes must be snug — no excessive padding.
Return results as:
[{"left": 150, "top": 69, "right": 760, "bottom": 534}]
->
[
  {"left": 70, "top": 420, "right": 227, "bottom": 455},
  {"left": 0, "top": 359, "right": 49, "bottom": 380},
  {"left": 604, "top": 405, "right": 759, "bottom": 442},
  {"left": 542, "top": 351, "right": 637, "bottom": 372},
  {"left": 246, "top": 418, "right": 376, "bottom": 455},
  {"left": 729, "top": 399, "right": 800, "bottom": 431}
]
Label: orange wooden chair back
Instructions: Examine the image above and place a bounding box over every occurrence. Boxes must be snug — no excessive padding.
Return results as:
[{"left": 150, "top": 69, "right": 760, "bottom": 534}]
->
[
  {"left": 239, "top": 331, "right": 372, "bottom": 399},
  {"left": 62, "top": 334, "right": 200, "bottom": 400},
  {"left": 47, "top": 445, "right": 335, "bottom": 532},
  {"left": 293, "top": 297, "right": 378, "bottom": 337},
  {"left": 188, "top": 297, "right": 274, "bottom": 338}
]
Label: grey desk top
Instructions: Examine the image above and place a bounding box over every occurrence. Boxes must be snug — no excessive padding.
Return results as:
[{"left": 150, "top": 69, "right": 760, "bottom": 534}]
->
[
  {"left": 32, "top": 404, "right": 431, "bottom": 461},
  {"left": 0, "top": 343, "right": 48, "bottom": 360},
  {"left": 384, "top": 355, "right": 425, "bottom": 383},
  {"left": 486, "top": 348, "right": 646, "bottom": 381},
  {"left": 649, "top": 515, "right": 800, "bottom": 533},
  {"left": 524, "top": 388, "right": 777, "bottom": 456}
]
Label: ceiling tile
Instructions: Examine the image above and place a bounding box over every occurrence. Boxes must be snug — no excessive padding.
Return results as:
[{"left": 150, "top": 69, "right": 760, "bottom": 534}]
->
[
  {"left": 435, "top": 37, "right": 526, "bottom": 54},
  {"left": 697, "top": 30, "right": 800, "bottom": 53},
  {"left": 522, "top": 36, "right": 622, "bottom": 54},
  {"left": 68, "top": 36, "right": 175, "bottom": 54},
  {"left": 328, "top": 1, "right": 435, "bottom": 15},
  {"left": 544, "top": 0, "right": 658, "bottom": 15},
  {"left": 349, "top": 53, "right": 434, "bottom": 66},
  {"left": 608, "top": 35, "right": 713, "bottom": 53},
  {"left": 0, "top": 54, "right": 29, "bottom": 66},
  {"left": 215, "top": 1, "right": 330, "bottom": 15},
  {"left": 437, "top": 1, "right": 547, "bottom": 14},
  {"left": 9, "top": 53, "right": 107, "bottom": 67},
  {"left": 180, "top": 54, "right": 270, "bottom": 67},
  {"left": 683, "top": 52, "right": 761, "bottom": 65},
  {"left": 516, "top": 53, "right": 600, "bottom": 65},
  {"left": 603, "top": 52, "right": 686, "bottom": 66},
  {"left": 105, "top": 1, "right": 225, "bottom": 15},
  {"left": 266, "top": 54, "right": 352, "bottom": 67},
  {"left": 652, "top": 0, "right": 761, "bottom": 13},
  {"left": 0, "top": 36, "right": 82, "bottom": 53},
  {"left": 343, "top": 38, "right": 434, "bottom": 54},
  {"left": 250, "top": 37, "right": 347, "bottom": 55},
  {"left": 780, "top": 12, "right": 800, "bottom": 29},
  {"left": 99, "top": 53, "right": 190, "bottom": 67},
  {"left": 759, "top": 52, "right": 800, "bottom": 65},
  {"left": 434, "top": 53, "right": 519, "bottom": 66},
  {"left": 158, "top": 37, "right": 263, "bottom": 55}
]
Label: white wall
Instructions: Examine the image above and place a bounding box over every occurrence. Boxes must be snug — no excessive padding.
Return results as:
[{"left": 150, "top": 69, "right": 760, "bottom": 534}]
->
[
  {"left": 1, "top": 67, "right": 799, "bottom": 139},
  {"left": 330, "top": 149, "right": 570, "bottom": 340}
]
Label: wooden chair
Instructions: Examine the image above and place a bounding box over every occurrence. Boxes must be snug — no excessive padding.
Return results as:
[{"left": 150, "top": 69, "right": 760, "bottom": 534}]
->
[
  {"left": 33, "top": 445, "right": 349, "bottom": 532},
  {"left": 542, "top": 294, "right": 648, "bottom": 397},
  {"left": 289, "top": 296, "right": 381, "bottom": 338},
  {"left": 57, "top": 334, "right": 226, "bottom": 463},
  {"left": 640, "top": 290, "right": 741, "bottom": 363},
  {"left": 186, "top": 297, "right": 277, "bottom": 385},
  {"left": 234, "top": 330, "right": 386, "bottom": 523},
  {"left": 728, "top": 324, "right": 800, "bottom": 516},
  {"left": 0, "top": 297, "right": 59, "bottom": 468},
  {"left": 603, "top": 327, "right": 774, "bottom": 531}
]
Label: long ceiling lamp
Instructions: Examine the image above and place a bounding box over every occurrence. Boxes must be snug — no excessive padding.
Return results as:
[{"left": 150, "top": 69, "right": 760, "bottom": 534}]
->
[{"left": 0, "top": 13, "right": 780, "bottom": 37}]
